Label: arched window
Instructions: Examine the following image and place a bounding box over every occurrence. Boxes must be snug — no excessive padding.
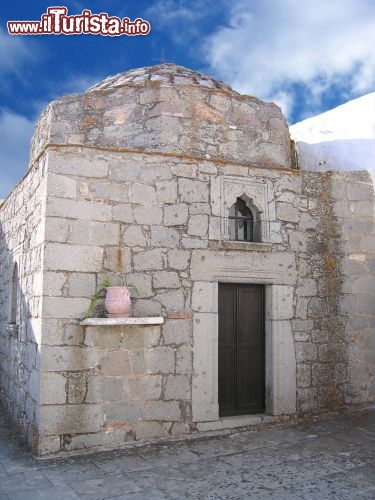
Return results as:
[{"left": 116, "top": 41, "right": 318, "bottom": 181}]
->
[{"left": 228, "top": 198, "right": 254, "bottom": 241}]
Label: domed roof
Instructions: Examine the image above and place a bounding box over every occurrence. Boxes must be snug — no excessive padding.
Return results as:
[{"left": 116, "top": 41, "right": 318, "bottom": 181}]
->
[{"left": 88, "top": 63, "right": 238, "bottom": 94}]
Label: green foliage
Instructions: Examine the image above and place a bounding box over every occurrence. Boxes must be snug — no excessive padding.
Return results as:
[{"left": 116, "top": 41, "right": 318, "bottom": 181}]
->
[{"left": 85, "top": 278, "right": 110, "bottom": 318}]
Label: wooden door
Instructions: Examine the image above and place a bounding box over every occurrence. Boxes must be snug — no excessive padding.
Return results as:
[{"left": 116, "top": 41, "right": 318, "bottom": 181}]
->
[{"left": 218, "top": 283, "right": 265, "bottom": 416}]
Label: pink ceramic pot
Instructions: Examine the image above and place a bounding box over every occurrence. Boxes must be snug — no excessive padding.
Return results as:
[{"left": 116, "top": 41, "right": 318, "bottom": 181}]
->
[{"left": 105, "top": 287, "right": 132, "bottom": 318}]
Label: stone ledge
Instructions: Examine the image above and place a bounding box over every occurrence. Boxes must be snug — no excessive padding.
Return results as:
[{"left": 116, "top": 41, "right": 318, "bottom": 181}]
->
[
  {"left": 80, "top": 317, "right": 164, "bottom": 326},
  {"left": 209, "top": 240, "right": 272, "bottom": 252}
]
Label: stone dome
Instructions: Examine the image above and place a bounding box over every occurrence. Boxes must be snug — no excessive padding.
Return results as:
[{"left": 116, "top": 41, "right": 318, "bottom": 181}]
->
[
  {"left": 88, "top": 64, "right": 238, "bottom": 95},
  {"left": 31, "top": 64, "right": 292, "bottom": 169}
]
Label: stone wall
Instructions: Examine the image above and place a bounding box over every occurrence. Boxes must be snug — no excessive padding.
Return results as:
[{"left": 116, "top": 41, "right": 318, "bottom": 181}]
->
[
  {"left": 31, "top": 141, "right": 375, "bottom": 455},
  {"left": 37, "top": 322, "right": 192, "bottom": 455},
  {"left": 0, "top": 156, "right": 47, "bottom": 448},
  {"left": 1, "top": 65, "right": 374, "bottom": 456}
]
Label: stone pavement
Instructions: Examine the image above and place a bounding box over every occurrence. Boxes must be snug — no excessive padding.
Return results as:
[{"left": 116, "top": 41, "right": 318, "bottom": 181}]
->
[{"left": 0, "top": 406, "right": 374, "bottom": 500}]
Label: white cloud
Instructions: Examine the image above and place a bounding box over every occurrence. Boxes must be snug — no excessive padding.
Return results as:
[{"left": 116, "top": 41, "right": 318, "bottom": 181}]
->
[
  {"left": 146, "top": 0, "right": 230, "bottom": 44},
  {"left": 204, "top": 0, "right": 375, "bottom": 120},
  {"left": 0, "top": 26, "right": 40, "bottom": 75},
  {"left": 0, "top": 110, "right": 35, "bottom": 199},
  {"left": 61, "top": 73, "right": 106, "bottom": 94}
]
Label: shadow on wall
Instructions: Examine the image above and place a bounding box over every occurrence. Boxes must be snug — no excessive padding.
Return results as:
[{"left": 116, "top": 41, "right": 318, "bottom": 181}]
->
[
  {"left": 295, "top": 139, "right": 375, "bottom": 178},
  {"left": 0, "top": 217, "right": 41, "bottom": 451}
]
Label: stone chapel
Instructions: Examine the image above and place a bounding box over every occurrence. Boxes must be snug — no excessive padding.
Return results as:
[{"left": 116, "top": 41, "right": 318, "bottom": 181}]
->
[{"left": 0, "top": 64, "right": 374, "bottom": 456}]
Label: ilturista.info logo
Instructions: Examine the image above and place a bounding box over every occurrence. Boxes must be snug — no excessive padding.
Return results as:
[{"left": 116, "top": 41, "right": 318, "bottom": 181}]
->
[{"left": 7, "top": 6, "right": 151, "bottom": 36}]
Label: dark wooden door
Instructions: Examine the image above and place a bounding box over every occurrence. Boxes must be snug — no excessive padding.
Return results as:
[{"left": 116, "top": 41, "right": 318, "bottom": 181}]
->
[{"left": 218, "top": 283, "right": 265, "bottom": 416}]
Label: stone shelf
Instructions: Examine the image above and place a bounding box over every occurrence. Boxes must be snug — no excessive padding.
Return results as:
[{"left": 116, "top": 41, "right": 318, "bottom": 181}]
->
[{"left": 80, "top": 317, "right": 164, "bottom": 326}]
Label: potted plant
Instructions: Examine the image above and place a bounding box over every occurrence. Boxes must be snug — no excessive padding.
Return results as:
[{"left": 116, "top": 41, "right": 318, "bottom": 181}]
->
[{"left": 85, "top": 277, "right": 138, "bottom": 318}]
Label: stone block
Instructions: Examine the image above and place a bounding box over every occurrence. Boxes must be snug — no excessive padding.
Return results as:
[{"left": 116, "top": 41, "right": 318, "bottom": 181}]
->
[
  {"left": 146, "top": 347, "right": 175, "bottom": 374},
  {"left": 297, "top": 387, "right": 318, "bottom": 412},
  {"left": 156, "top": 290, "right": 185, "bottom": 311},
  {"left": 108, "top": 161, "right": 141, "bottom": 182},
  {"left": 89, "top": 222, "right": 120, "bottom": 246},
  {"left": 125, "top": 273, "right": 152, "bottom": 298},
  {"left": 43, "top": 272, "right": 67, "bottom": 296},
  {"left": 140, "top": 164, "right": 172, "bottom": 182},
  {"left": 187, "top": 215, "right": 208, "bottom": 237},
  {"left": 40, "top": 372, "right": 66, "bottom": 404},
  {"left": 45, "top": 217, "right": 69, "bottom": 242},
  {"left": 181, "top": 237, "right": 208, "bottom": 249},
  {"left": 43, "top": 296, "right": 90, "bottom": 319},
  {"left": 192, "top": 313, "right": 218, "bottom": 421},
  {"left": 308, "top": 297, "right": 328, "bottom": 317},
  {"left": 112, "top": 204, "right": 134, "bottom": 223},
  {"left": 296, "top": 364, "right": 311, "bottom": 388},
  {"left": 350, "top": 201, "right": 375, "bottom": 217},
  {"left": 123, "top": 225, "right": 147, "bottom": 247},
  {"left": 168, "top": 250, "right": 190, "bottom": 270},
  {"left": 133, "top": 249, "right": 163, "bottom": 271},
  {"left": 47, "top": 197, "right": 112, "bottom": 221},
  {"left": 295, "top": 298, "right": 308, "bottom": 320},
  {"left": 101, "top": 351, "right": 131, "bottom": 376},
  {"left": 176, "top": 346, "right": 192, "bottom": 374},
  {"left": 132, "top": 299, "right": 162, "bottom": 317},
  {"left": 86, "top": 376, "right": 125, "bottom": 403},
  {"left": 178, "top": 179, "right": 209, "bottom": 203},
  {"left": 106, "top": 401, "right": 143, "bottom": 422},
  {"left": 127, "top": 375, "right": 162, "bottom": 400},
  {"left": 164, "top": 375, "right": 190, "bottom": 400},
  {"left": 359, "top": 235, "right": 375, "bottom": 253},
  {"left": 66, "top": 372, "right": 88, "bottom": 404},
  {"left": 153, "top": 271, "right": 180, "bottom": 289},
  {"left": 192, "top": 281, "right": 215, "bottom": 313},
  {"left": 129, "top": 349, "right": 146, "bottom": 375},
  {"left": 295, "top": 342, "right": 317, "bottom": 362},
  {"left": 351, "top": 275, "right": 375, "bottom": 295},
  {"left": 69, "top": 219, "right": 90, "bottom": 245},
  {"left": 156, "top": 180, "right": 177, "bottom": 203},
  {"left": 37, "top": 435, "right": 61, "bottom": 456},
  {"left": 164, "top": 204, "right": 188, "bottom": 226},
  {"left": 44, "top": 243, "right": 103, "bottom": 272},
  {"left": 171, "top": 164, "right": 197, "bottom": 178},
  {"left": 42, "top": 320, "right": 84, "bottom": 346},
  {"left": 103, "top": 247, "right": 131, "bottom": 273},
  {"left": 129, "top": 183, "right": 156, "bottom": 204},
  {"left": 49, "top": 152, "right": 108, "bottom": 177},
  {"left": 277, "top": 203, "right": 299, "bottom": 223},
  {"left": 151, "top": 226, "right": 180, "bottom": 248},
  {"left": 40, "top": 404, "right": 102, "bottom": 434},
  {"left": 347, "top": 183, "right": 374, "bottom": 201},
  {"left": 163, "top": 319, "right": 191, "bottom": 345},
  {"left": 42, "top": 345, "right": 99, "bottom": 371},
  {"left": 145, "top": 400, "right": 181, "bottom": 421},
  {"left": 296, "top": 279, "right": 317, "bottom": 297},
  {"left": 134, "top": 206, "right": 163, "bottom": 225},
  {"left": 121, "top": 326, "right": 161, "bottom": 349},
  {"left": 288, "top": 231, "right": 307, "bottom": 252},
  {"left": 191, "top": 250, "right": 297, "bottom": 285},
  {"left": 136, "top": 421, "right": 167, "bottom": 439},
  {"left": 312, "top": 364, "right": 335, "bottom": 387},
  {"left": 68, "top": 273, "right": 96, "bottom": 297},
  {"left": 90, "top": 182, "right": 129, "bottom": 203}
]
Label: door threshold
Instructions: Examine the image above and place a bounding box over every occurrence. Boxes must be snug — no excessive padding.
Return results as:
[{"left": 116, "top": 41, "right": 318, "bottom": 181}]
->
[{"left": 196, "top": 413, "right": 279, "bottom": 432}]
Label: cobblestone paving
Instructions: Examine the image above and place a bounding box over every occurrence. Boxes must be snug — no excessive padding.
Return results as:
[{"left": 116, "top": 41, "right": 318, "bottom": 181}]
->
[{"left": 0, "top": 406, "right": 374, "bottom": 499}]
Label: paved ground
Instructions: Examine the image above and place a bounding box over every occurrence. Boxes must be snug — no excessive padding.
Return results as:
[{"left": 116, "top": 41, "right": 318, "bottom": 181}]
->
[{"left": 0, "top": 406, "right": 374, "bottom": 499}]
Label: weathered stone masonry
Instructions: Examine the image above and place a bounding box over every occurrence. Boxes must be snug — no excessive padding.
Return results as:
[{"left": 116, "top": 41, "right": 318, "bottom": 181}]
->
[{"left": 0, "top": 65, "right": 374, "bottom": 456}]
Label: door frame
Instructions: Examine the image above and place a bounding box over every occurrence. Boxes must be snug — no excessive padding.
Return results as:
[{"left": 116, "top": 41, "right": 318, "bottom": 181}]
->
[{"left": 191, "top": 265, "right": 297, "bottom": 424}]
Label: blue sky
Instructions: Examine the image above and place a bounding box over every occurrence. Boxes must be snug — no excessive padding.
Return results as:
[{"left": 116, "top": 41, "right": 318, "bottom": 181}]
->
[{"left": 1, "top": 0, "right": 375, "bottom": 198}]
